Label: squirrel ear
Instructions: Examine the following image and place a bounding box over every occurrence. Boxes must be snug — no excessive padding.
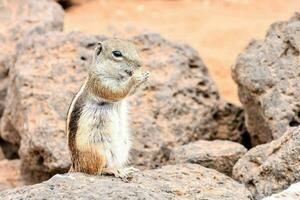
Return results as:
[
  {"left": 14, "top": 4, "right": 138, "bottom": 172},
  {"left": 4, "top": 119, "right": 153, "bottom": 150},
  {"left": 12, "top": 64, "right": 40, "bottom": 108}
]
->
[{"left": 95, "top": 42, "right": 102, "bottom": 56}]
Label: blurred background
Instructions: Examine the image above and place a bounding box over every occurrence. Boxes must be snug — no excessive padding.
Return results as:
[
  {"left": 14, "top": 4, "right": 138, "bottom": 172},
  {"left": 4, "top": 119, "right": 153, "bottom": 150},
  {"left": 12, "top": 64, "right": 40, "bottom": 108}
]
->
[{"left": 64, "top": 0, "right": 300, "bottom": 104}]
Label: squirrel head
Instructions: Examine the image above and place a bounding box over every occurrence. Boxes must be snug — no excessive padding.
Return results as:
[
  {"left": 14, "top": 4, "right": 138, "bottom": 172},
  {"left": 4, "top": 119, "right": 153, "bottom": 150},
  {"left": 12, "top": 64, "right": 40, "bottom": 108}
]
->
[{"left": 90, "top": 39, "right": 142, "bottom": 83}]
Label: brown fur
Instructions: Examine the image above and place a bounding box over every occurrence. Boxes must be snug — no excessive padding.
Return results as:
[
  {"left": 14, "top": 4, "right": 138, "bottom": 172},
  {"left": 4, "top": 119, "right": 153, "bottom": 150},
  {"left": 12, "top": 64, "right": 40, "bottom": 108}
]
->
[
  {"left": 67, "top": 86, "right": 107, "bottom": 174},
  {"left": 86, "top": 74, "right": 134, "bottom": 101},
  {"left": 71, "top": 148, "right": 106, "bottom": 174},
  {"left": 67, "top": 90, "right": 85, "bottom": 161}
]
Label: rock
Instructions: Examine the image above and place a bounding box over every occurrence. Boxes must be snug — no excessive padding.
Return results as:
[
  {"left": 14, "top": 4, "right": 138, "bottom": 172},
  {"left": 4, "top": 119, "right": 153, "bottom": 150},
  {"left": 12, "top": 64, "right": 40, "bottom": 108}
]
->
[
  {"left": 0, "top": 159, "right": 24, "bottom": 191},
  {"left": 0, "top": 32, "right": 106, "bottom": 183},
  {"left": 262, "top": 181, "right": 300, "bottom": 200},
  {"left": 0, "top": 31, "right": 246, "bottom": 182},
  {"left": 129, "top": 33, "right": 222, "bottom": 168},
  {"left": 0, "top": 0, "right": 64, "bottom": 73},
  {"left": 0, "top": 164, "right": 253, "bottom": 200},
  {"left": 213, "top": 101, "right": 249, "bottom": 146},
  {"left": 169, "top": 140, "right": 247, "bottom": 175},
  {"left": 232, "top": 13, "right": 300, "bottom": 145},
  {"left": 130, "top": 34, "right": 248, "bottom": 168},
  {"left": 0, "top": 0, "right": 64, "bottom": 144},
  {"left": 233, "top": 127, "right": 300, "bottom": 199}
]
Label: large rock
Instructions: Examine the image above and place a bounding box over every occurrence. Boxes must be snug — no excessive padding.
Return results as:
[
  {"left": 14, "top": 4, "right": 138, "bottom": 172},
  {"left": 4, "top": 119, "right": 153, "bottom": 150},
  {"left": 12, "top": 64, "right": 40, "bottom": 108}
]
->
[
  {"left": 0, "top": 159, "right": 24, "bottom": 191},
  {"left": 0, "top": 164, "right": 253, "bottom": 200},
  {"left": 0, "top": 0, "right": 64, "bottom": 143},
  {"left": 0, "top": 31, "right": 246, "bottom": 182},
  {"left": 130, "top": 34, "right": 218, "bottom": 168},
  {"left": 169, "top": 140, "right": 247, "bottom": 176},
  {"left": 232, "top": 13, "right": 300, "bottom": 145},
  {"left": 0, "top": 32, "right": 105, "bottom": 183},
  {"left": 262, "top": 181, "right": 300, "bottom": 200},
  {"left": 233, "top": 127, "right": 300, "bottom": 199},
  {"left": 0, "top": 0, "right": 64, "bottom": 73},
  {"left": 130, "top": 34, "right": 247, "bottom": 168}
]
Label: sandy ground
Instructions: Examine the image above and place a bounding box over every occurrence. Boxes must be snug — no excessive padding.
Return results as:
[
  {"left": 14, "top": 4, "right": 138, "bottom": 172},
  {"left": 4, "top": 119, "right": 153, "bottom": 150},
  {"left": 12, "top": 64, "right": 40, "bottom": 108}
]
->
[{"left": 64, "top": 0, "right": 300, "bottom": 105}]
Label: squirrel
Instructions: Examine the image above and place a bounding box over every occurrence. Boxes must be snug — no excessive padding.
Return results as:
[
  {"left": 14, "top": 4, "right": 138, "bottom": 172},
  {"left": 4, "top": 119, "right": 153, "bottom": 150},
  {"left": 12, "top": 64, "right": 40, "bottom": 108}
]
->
[{"left": 66, "top": 39, "right": 149, "bottom": 180}]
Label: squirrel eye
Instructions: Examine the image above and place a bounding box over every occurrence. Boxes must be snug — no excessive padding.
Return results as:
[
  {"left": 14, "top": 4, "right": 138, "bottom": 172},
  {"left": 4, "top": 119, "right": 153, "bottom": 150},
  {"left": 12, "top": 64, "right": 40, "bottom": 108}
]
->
[{"left": 112, "top": 50, "right": 122, "bottom": 58}]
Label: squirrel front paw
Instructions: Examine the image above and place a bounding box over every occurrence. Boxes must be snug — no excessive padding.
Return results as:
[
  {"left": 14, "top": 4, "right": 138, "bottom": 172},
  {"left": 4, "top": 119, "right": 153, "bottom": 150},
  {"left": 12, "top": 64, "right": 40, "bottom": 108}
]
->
[{"left": 132, "top": 70, "right": 150, "bottom": 85}]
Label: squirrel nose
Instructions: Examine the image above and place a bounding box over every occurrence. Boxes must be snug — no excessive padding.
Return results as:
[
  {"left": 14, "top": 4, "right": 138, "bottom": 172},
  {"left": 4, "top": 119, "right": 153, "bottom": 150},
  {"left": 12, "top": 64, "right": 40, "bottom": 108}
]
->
[{"left": 125, "top": 69, "right": 133, "bottom": 77}]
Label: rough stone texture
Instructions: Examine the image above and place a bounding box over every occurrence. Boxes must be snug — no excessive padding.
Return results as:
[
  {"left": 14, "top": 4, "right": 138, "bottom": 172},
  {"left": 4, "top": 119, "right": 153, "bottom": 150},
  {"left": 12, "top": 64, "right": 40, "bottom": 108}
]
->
[
  {"left": 233, "top": 127, "right": 300, "bottom": 200},
  {"left": 0, "top": 159, "right": 24, "bottom": 192},
  {"left": 169, "top": 140, "right": 247, "bottom": 176},
  {"left": 262, "top": 181, "right": 300, "bottom": 200},
  {"left": 130, "top": 34, "right": 221, "bottom": 168},
  {"left": 0, "top": 164, "right": 253, "bottom": 200},
  {"left": 0, "top": 0, "right": 64, "bottom": 143},
  {"left": 213, "top": 101, "right": 249, "bottom": 146},
  {"left": 130, "top": 34, "right": 248, "bottom": 168},
  {"left": 0, "top": 31, "right": 247, "bottom": 182},
  {"left": 0, "top": 32, "right": 105, "bottom": 183},
  {"left": 232, "top": 13, "right": 300, "bottom": 145}
]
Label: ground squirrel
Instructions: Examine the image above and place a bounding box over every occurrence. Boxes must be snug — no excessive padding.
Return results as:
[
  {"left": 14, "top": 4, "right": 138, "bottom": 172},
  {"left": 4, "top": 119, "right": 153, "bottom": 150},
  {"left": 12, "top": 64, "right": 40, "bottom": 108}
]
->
[{"left": 66, "top": 39, "right": 149, "bottom": 180}]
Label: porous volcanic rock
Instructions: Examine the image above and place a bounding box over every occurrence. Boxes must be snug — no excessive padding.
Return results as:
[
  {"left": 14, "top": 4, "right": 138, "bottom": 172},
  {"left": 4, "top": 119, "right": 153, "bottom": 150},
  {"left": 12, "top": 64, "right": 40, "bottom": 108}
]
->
[
  {"left": 0, "top": 159, "right": 24, "bottom": 192},
  {"left": 130, "top": 34, "right": 221, "bottom": 168},
  {"left": 169, "top": 140, "right": 247, "bottom": 175},
  {"left": 0, "top": 31, "right": 246, "bottom": 182},
  {"left": 213, "top": 100, "right": 249, "bottom": 145},
  {"left": 0, "top": 32, "right": 105, "bottom": 183},
  {"left": 0, "top": 0, "right": 64, "bottom": 73},
  {"left": 262, "top": 181, "right": 300, "bottom": 200},
  {"left": 0, "top": 164, "right": 253, "bottom": 200},
  {"left": 0, "top": 0, "right": 64, "bottom": 143},
  {"left": 233, "top": 127, "right": 300, "bottom": 199},
  {"left": 232, "top": 13, "right": 300, "bottom": 145},
  {"left": 130, "top": 34, "right": 248, "bottom": 168}
]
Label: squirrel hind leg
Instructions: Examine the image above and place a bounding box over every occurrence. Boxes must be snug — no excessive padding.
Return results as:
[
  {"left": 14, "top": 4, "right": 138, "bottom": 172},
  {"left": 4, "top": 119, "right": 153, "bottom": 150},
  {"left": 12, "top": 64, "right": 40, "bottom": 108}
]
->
[{"left": 72, "top": 149, "right": 106, "bottom": 175}]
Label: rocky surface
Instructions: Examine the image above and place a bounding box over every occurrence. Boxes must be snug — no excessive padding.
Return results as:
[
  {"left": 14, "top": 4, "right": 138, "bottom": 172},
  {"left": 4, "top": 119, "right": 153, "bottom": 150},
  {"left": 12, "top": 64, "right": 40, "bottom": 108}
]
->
[
  {"left": 0, "top": 32, "right": 105, "bottom": 183},
  {"left": 262, "top": 181, "right": 300, "bottom": 200},
  {"left": 130, "top": 34, "right": 221, "bottom": 168},
  {"left": 169, "top": 140, "right": 247, "bottom": 176},
  {"left": 130, "top": 34, "right": 246, "bottom": 168},
  {"left": 233, "top": 127, "right": 300, "bottom": 199},
  {"left": 232, "top": 13, "right": 300, "bottom": 145},
  {"left": 0, "top": 159, "right": 24, "bottom": 192},
  {"left": 213, "top": 101, "right": 248, "bottom": 145},
  {"left": 0, "top": 0, "right": 64, "bottom": 144},
  {"left": 0, "top": 164, "right": 253, "bottom": 200},
  {"left": 0, "top": 30, "right": 247, "bottom": 182}
]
